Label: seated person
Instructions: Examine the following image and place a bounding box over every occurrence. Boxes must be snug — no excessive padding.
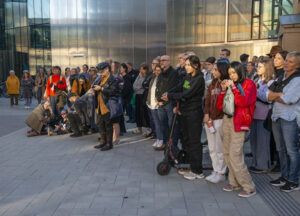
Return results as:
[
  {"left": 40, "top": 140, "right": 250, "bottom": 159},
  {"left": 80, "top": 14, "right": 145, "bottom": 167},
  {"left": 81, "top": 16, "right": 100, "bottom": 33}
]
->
[
  {"left": 54, "top": 109, "right": 72, "bottom": 135},
  {"left": 25, "top": 101, "right": 53, "bottom": 137}
]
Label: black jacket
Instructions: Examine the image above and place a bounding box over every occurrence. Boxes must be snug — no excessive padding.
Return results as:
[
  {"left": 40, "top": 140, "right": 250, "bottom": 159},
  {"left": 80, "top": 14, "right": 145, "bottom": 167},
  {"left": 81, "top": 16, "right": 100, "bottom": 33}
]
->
[
  {"left": 168, "top": 71, "right": 205, "bottom": 113},
  {"left": 155, "top": 66, "right": 179, "bottom": 106},
  {"left": 121, "top": 73, "right": 133, "bottom": 103},
  {"left": 95, "top": 75, "right": 120, "bottom": 105}
]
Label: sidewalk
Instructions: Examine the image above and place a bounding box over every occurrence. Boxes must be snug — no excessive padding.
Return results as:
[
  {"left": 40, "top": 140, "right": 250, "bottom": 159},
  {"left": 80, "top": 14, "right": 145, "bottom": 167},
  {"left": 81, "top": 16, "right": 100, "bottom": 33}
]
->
[{"left": 0, "top": 98, "right": 298, "bottom": 216}]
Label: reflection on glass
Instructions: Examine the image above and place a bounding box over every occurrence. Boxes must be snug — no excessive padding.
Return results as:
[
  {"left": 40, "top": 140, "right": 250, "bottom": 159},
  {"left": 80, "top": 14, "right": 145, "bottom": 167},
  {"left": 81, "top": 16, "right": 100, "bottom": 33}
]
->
[{"left": 228, "top": 0, "right": 252, "bottom": 41}]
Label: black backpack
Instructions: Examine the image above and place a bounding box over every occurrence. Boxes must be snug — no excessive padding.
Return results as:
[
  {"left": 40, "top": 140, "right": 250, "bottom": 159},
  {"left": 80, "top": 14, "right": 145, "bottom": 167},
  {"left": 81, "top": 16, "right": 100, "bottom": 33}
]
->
[{"left": 269, "top": 69, "right": 300, "bottom": 93}]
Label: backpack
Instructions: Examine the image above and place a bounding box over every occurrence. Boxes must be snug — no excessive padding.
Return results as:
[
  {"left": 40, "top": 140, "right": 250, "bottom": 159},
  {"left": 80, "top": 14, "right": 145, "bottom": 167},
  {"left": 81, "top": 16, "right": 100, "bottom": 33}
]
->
[{"left": 269, "top": 70, "right": 300, "bottom": 93}]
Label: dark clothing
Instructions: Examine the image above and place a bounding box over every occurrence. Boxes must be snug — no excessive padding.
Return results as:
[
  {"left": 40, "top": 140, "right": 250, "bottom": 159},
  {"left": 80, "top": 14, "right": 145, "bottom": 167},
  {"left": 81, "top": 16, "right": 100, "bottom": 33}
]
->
[
  {"left": 122, "top": 73, "right": 133, "bottom": 104},
  {"left": 179, "top": 110, "right": 203, "bottom": 174},
  {"left": 168, "top": 71, "right": 205, "bottom": 174},
  {"left": 136, "top": 94, "right": 150, "bottom": 128},
  {"left": 70, "top": 74, "right": 79, "bottom": 89},
  {"left": 22, "top": 78, "right": 34, "bottom": 98},
  {"left": 142, "top": 73, "right": 153, "bottom": 102},
  {"left": 204, "top": 79, "right": 224, "bottom": 120},
  {"left": 176, "top": 66, "right": 187, "bottom": 83},
  {"left": 128, "top": 69, "right": 139, "bottom": 85},
  {"left": 275, "top": 68, "right": 284, "bottom": 79},
  {"left": 98, "top": 113, "right": 113, "bottom": 145},
  {"left": 168, "top": 72, "right": 205, "bottom": 113},
  {"left": 156, "top": 66, "right": 179, "bottom": 106},
  {"left": 10, "top": 94, "right": 18, "bottom": 106},
  {"left": 68, "top": 113, "right": 81, "bottom": 134}
]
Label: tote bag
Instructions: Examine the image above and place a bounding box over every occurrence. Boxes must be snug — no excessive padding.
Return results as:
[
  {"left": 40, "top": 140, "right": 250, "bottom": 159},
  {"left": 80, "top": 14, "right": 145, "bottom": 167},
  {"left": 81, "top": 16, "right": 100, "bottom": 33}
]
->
[{"left": 223, "top": 87, "right": 235, "bottom": 117}]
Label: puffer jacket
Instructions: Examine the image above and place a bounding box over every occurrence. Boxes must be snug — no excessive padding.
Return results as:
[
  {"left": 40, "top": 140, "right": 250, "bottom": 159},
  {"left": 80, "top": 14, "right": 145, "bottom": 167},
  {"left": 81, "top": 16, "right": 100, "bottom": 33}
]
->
[
  {"left": 216, "top": 78, "right": 257, "bottom": 132},
  {"left": 6, "top": 75, "right": 20, "bottom": 94}
]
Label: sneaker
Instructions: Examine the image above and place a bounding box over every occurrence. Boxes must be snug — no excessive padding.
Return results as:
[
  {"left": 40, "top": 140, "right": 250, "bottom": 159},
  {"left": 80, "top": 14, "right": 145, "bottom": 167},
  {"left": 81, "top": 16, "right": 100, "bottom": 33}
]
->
[
  {"left": 270, "top": 177, "right": 287, "bottom": 187},
  {"left": 207, "top": 173, "right": 225, "bottom": 184},
  {"left": 183, "top": 171, "right": 205, "bottom": 180},
  {"left": 205, "top": 172, "right": 216, "bottom": 181},
  {"left": 152, "top": 140, "right": 158, "bottom": 147},
  {"left": 238, "top": 190, "right": 256, "bottom": 198},
  {"left": 223, "top": 184, "right": 241, "bottom": 192},
  {"left": 249, "top": 166, "right": 267, "bottom": 174},
  {"left": 177, "top": 169, "right": 190, "bottom": 175},
  {"left": 154, "top": 142, "right": 165, "bottom": 151},
  {"left": 280, "top": 181, "right": 300, "bottom": 193}
]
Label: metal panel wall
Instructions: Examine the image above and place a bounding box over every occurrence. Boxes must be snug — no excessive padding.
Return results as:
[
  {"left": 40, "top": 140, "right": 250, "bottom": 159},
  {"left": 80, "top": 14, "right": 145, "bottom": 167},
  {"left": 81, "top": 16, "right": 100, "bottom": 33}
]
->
[{"left": 50, "top": 0, "right": 167, "bottom": 69}]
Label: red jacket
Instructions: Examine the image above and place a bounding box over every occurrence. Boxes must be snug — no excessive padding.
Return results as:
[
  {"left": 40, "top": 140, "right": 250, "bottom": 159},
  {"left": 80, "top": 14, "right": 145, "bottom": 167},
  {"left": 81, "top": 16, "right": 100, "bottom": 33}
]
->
[
  {"left": 45, "top": 74, "right": 67, "bottom": 97},
  {"left": 216, "top": 79, "right": 256, "bottom": 132}
]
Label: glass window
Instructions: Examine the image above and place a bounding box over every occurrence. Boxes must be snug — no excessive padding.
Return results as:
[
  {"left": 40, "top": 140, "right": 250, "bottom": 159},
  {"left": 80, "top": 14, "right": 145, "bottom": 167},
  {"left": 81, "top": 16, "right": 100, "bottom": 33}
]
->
[
  {"left": 5, "top": 2, "right": 13, "bottom": 29},
  {"left": 19, "top": 2, "right": 28, "bottom": 27},
  {"left": 228, "top": 0, "right": 252, "bottom": 41},
  {"left": 203, "top": 0, "right": 226, "bottom": 43},
  {"left": 28, "top": 0, "right": 34, "bottom": 25},
  {"left": 42, "top": 0, "right": 50, "bottom": 22},
  {"left": 13, "top": 2, "right": 20, "bottom": 28},
  {"left": 34, "top": 0, "right": 42, "bottom": 24}
]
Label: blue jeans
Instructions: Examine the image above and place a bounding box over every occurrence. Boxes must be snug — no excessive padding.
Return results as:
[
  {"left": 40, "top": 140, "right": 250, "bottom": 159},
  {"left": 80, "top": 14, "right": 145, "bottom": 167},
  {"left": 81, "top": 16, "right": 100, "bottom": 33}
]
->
[
  {"left": 157, "top": 103, "right": 174, "bottom": 144},
  {"left": 272, "top": 119, "right": 300, "bottom": 183},
  {"left": 150, "top": 109, "right": 163, "bottom": 140}
]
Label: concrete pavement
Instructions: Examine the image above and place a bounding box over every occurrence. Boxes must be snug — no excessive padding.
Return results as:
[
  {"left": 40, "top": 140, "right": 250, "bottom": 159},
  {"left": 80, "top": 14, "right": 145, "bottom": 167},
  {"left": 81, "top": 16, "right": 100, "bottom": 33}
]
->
[{"left": 0, "top": 98, "right": 298, "bottom": 216}]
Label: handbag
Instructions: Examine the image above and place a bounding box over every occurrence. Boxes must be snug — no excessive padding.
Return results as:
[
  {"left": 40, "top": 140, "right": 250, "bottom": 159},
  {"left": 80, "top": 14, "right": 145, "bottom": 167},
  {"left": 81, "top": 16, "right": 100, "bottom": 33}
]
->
[
  {"left": 108, "top": 96, "right": 123, "bottom": 119},
  {"left": 223, "top": 87, "right": 235, "bottom": 117}
]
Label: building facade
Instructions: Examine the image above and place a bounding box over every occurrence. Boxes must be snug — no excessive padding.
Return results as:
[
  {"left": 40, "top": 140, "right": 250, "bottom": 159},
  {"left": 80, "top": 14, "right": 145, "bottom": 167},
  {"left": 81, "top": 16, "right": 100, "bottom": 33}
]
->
[
  {"left": 167, "top": 0, "right": 294, "bottom": 63},
  {"left": 0, "top": 0, "right": 295, "bottom": 80}
]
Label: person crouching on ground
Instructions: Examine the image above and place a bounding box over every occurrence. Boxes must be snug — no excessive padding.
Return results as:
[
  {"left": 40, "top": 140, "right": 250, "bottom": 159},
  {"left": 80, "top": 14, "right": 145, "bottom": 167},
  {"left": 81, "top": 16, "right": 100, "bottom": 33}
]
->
[
  {"left": 93, "top": 62, "right": 120, "bottom": 151},
  {"left": 161, "top": 55, "right": 205, "bottom": 180},
  {"left": 216, "top": 61, "right": 257, "bottom": 198},
  {"left": 25, "top": 101, "right": 53, "bottom": 137}
]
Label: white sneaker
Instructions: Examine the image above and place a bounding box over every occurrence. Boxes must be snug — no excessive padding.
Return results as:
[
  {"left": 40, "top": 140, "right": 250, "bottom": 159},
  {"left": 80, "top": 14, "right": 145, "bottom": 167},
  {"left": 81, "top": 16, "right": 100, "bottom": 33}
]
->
[
  {"left": 205, "top": 171, "right": 216, "bottom": 181},
  {"left": 177, "top": 169, "right": 190, "bottom": 175},
  {"left": 183, "top": 171, "right": 205, "bottom": 180},
  {"left": 207, "top": 173, "right": 225, "bottom": 184},
  {"left": 156, "top": 141, "right": 164, "bottom": 148},
  {"left": 152, "top": 140, "right": 158, "bottom": 147}
]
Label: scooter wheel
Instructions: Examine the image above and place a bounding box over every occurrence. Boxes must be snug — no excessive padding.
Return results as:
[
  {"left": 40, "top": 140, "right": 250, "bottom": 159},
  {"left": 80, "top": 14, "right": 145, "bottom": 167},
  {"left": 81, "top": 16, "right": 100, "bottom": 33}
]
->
[{"left": 156, "top": 161, "right": 171, "bottom": 176}]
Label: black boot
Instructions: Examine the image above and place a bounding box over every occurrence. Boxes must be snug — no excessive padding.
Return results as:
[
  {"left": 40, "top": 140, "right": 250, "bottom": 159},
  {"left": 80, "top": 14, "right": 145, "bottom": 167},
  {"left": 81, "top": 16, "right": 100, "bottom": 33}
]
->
[
  {"left": 94, "top": 133, "right": 107, "bottom": 149},
  {"left": 100, "top": 143, "right": 113, "bottom": 151},
  {"left": 101, "top": 132, "right": 113, "bottom": 151}
]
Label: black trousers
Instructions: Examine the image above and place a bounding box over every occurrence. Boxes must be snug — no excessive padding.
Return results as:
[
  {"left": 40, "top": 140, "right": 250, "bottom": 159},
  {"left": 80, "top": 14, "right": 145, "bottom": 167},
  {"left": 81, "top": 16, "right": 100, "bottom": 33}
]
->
[
  {"left": 10, "top": 94, "right": 18, "bottom": 105},
  {"left": 98, "top": 113, "right": 113, "bottom": 145},
  {"left": 68, "top": 113, "right": 82, "bottom": 134},
  {"left": 179, "top": 110, "right": 203, "bottom": 174},
  {"left": 135, "top": 94, "right": 150, "bottom": 128}
]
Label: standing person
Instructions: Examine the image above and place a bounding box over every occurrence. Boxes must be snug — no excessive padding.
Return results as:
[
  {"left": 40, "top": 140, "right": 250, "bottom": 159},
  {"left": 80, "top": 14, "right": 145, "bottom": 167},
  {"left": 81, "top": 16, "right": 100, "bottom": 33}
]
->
[
  {"left": 204, "top": 61, "right": 229, "bottom": 183},
  {"left": 93, "top": 62, "right": 120, "bottom": 151},
  {"left": 133, "top": 63, "right": 151, "bottom": 135},
  {"left": 44, "top": 66, "right": 67, "bottom": 116},
  {"left": 35, "top": 68, "right": 46, "bottom": 104},
  {"left": 111, "top": 61, "right": 124, "bottom": 144},
  {"left": 246, "top": 61, "right": 257, "bottom": 80},
  {"left": 147, "top": 65, "right": 163, "bottom": 149},
  {"left": 203, "top": 56, "right": 216, "bottom": 84},
  {"left": 120, "top": 63, "right": 133, "bottom": 124},
  {"left": 217, "top": 61, "right": 257, "bottom": 198},
  {"left": 219, "top": 48, "right": 231, "bottom": 61},
  {"left": 64, "top": 67, "right": 71, "bottom": 92},
  {"left": 161, "top": 55, "right": 205, "bottom": 180},
  {"left": 6, "top": 70, "right": 20, "bottom": 106},
  {"left": 126, "top": 62, "right": 139, "bottom": 123},
  {"left": 21, "top": 70, "right": 34, "bottom": 109},
  {"left": 249, "top": 57, "right": 274, "bottom": 173},
  {"left": 81, "top": 64, "right": 90, "bottom": 80},
  {"left": 268, "top": 51, "right": 300, "bottom": 192},
  {"left": 155, "top": 55, "right": 179, "bottom": 150},
  {"left": 274, "top": 51, "right": 289, "bottom": 78}
]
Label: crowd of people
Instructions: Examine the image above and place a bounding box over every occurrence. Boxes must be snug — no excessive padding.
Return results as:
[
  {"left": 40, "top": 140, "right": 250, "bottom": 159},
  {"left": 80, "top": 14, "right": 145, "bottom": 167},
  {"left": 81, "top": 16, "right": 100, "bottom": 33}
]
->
[{"left": 5, "top": 45, "right": 300, "bottom": 198}]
